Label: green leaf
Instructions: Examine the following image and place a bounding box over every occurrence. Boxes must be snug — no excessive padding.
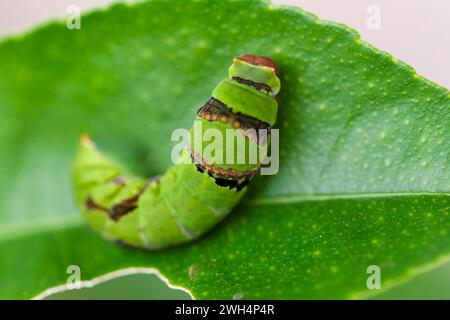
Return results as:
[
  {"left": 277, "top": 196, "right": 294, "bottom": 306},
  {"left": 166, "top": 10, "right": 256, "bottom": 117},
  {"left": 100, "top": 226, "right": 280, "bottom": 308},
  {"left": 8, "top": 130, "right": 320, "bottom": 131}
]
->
[{"left": 0, "top": 0, "right": 448, "bottom": 299}]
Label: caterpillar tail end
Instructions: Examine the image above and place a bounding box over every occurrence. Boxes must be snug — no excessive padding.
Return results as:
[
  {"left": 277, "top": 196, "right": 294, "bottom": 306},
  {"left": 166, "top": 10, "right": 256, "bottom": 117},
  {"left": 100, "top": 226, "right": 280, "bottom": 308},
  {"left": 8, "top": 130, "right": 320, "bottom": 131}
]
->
[
  {"left": 73, "top": 135, "right": 155, "bottom": 249},
  {"left": 80, "top": 134, "right": 96, "bottom": 149}
]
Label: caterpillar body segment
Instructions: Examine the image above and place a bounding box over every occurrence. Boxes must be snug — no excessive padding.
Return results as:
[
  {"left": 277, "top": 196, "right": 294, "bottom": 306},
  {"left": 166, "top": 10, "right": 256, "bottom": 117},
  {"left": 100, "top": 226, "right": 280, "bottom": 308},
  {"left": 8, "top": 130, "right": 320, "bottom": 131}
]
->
[
  {"left": 74, "top": 146, "right": 241, "bottom": 249},
  {"left": 73, "top": 55, "right": 281, "bottom": 250}
]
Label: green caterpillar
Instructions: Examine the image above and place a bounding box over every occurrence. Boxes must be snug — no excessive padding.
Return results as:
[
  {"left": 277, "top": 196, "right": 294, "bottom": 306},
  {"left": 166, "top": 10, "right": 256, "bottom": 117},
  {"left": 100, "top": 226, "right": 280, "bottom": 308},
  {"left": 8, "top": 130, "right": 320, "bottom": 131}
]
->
[{"left": 73, "top": 54, "right": 281, "bottom": 250}]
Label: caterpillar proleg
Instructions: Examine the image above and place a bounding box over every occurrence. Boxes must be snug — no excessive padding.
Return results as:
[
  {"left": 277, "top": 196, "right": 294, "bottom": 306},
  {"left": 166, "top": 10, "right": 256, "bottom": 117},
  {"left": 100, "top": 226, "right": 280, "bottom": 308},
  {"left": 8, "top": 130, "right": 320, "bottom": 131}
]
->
[{"left": 73, "top": 55, "right": 281, "bottom": 250}]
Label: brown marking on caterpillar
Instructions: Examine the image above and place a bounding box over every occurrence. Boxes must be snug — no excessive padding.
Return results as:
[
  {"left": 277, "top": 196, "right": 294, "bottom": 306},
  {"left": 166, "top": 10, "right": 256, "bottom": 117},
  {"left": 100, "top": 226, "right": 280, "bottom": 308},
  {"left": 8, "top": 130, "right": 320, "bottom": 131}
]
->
[
  {"left": 196, "top": 98, "right": 271, "bottom": 146},
  {"left": 108, "top": 181, "right": 152, "bottom": 221},
  {"left": 231, "top": 76, "right": 272, "bottom": 94},
  {"left": 219, "top": 115, "right": 228, "bottom": 123},
  {"left": 235, "top": 54, "right": 279, "bottom": 75},
  {"left": 190, "top": 148, "right": 259, "bottom": 182},
  {"left": 194, "top": 163, "right": 251, "bottom": 191},
  {"left": 108, "top": 193, "right": 140, "bottom": 221},
  {"left": 85, "top": 196, "right": 108, "bottom": 212},
  {"left": 85, "top": 182, "right": 152, "bottom": 222}
]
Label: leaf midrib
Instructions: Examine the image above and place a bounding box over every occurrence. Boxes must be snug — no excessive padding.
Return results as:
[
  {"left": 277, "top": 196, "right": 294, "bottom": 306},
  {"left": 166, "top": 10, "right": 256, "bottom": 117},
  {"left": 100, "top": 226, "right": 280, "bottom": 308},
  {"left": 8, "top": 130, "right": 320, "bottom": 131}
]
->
[{"left": 245, "top": 191, "right": 450, "bottom": 205}]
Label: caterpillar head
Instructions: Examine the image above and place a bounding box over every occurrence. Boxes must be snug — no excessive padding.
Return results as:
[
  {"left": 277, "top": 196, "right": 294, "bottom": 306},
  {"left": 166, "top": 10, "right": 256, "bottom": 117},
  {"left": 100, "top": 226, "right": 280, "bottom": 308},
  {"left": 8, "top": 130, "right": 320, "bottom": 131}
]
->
[{"left": 229, "top": 54, "right": 281, "bottom": 96}]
